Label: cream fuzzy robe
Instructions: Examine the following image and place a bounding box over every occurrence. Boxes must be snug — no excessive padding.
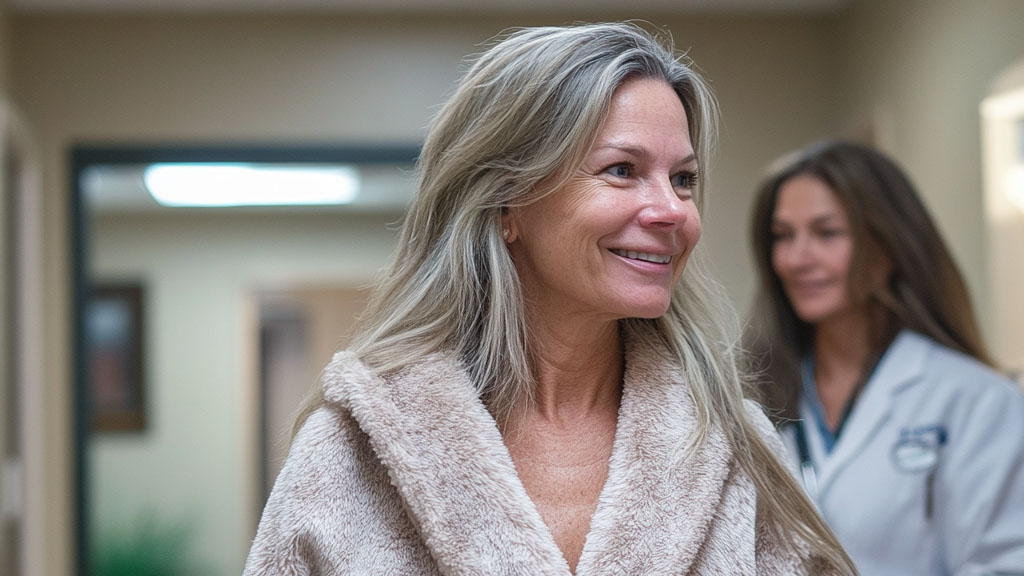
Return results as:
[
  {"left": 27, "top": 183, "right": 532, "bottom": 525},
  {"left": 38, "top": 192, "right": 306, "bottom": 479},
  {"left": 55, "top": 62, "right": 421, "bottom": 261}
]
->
[{"left": 244, "top": 331, "right": 826, "bottom": 575}]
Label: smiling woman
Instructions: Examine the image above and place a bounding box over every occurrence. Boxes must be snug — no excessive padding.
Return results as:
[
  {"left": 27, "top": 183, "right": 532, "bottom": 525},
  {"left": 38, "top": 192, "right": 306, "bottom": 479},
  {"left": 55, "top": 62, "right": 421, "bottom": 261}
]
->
[
  {"left": 506, "top": 78, "right": 702, "bottom": 322},
  {"left": 244, "top": 22, "right": 855, "bottom": 575},
  {"left": 769, "top": 173, "right": 857, "bottom": 330},
  {"left": 748, "top": 140, "right": 1024, "bottom": 575}
]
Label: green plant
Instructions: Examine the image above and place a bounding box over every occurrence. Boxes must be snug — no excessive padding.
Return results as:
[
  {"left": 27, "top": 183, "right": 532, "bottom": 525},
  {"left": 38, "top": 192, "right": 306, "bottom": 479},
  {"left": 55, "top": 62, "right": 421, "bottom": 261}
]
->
[{"left": 92, "top": 511, "right": 209, "bottom": 576}]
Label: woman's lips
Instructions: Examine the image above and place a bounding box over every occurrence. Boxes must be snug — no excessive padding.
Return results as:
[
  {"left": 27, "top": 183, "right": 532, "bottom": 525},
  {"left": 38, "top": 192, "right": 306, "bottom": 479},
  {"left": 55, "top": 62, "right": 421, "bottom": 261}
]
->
[
  {"left": 610, "top": 249, "right": 672, "bottom": 264},
  {"left": 788, "top": 279, "right": 833, "bottom": 295}
]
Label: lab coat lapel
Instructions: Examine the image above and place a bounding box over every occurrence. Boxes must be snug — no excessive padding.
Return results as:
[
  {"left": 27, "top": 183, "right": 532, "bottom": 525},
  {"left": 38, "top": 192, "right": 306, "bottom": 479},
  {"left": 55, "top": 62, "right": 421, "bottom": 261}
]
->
[{"left": 816, "top": 331, "right": 928, "bottom": 497}]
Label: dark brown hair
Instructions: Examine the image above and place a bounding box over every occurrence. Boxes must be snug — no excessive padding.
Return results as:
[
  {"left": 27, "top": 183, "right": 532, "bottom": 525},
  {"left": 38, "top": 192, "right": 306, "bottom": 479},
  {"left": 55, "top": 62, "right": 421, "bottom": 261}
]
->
[{"left": 748, "top": 140, "right": 993, "bottom": 422}]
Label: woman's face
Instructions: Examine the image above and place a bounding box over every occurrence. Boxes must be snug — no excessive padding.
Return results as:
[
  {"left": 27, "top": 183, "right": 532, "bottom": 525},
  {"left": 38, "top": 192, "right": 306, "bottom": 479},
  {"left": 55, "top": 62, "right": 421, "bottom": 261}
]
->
[
  {"left": 770, "top": 173, "right": 858, "bottom": 325},
  {"left": 506, "top": 77, "right": 701, "bottom": 323}
]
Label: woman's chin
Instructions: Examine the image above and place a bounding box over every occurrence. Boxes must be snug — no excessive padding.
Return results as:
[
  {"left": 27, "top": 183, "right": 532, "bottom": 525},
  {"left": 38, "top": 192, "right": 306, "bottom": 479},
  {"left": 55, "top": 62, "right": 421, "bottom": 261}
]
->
[{"left": 620, "top": 299, "right": 672, "bottom": 320}]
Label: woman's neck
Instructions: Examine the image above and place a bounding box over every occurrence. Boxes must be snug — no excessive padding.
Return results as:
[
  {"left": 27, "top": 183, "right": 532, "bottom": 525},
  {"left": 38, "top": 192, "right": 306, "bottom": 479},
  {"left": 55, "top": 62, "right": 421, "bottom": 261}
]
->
[
  {"left": 525, "top": 315, "right": 623, "bottom": 426},
  {"left": 812, "top": 311, "right": 873, "bottom": 430}
]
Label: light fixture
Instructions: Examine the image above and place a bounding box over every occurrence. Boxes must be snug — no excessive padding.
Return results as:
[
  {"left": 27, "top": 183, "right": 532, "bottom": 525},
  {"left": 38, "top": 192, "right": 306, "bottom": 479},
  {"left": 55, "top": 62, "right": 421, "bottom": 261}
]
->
[
  {"left": 143, "top": 163, "right": 360, "bottom": 207},
  {"left": 1008, "top": 163, "right": 1024, "bottom": 214},
  {"left": 1011, "top": 118, "right": 1024, "bottom": 214}
]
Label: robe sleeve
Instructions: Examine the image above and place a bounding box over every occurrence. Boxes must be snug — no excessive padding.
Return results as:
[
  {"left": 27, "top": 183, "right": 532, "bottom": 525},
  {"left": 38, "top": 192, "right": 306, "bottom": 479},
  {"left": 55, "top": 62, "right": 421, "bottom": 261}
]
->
[
  {"left": 742, "top": 399, "right": 846, "bottom": 576},
  {"left": 742, "top": 398, "right": 797, "bottom": 475},
  {"left": 242, "top": 408, "right": 336, "bottom": 576}
]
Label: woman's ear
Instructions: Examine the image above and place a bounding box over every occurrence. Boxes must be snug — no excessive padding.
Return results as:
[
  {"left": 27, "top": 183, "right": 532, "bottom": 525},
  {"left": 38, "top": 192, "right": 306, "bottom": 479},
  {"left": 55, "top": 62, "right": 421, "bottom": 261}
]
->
[{"left": 500, "top": 207, "right": 518, "bottom": 243}]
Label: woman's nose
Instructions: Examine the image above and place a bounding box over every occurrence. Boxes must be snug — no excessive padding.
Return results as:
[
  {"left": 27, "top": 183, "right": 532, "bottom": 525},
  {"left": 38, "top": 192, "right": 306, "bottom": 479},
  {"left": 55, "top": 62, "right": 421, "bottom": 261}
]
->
[
  {"left": 639, "top": 177, "right": 689, "bottom": 228},
  {"left": 780, "top": 234, "right": 814, "bottom": 268}
]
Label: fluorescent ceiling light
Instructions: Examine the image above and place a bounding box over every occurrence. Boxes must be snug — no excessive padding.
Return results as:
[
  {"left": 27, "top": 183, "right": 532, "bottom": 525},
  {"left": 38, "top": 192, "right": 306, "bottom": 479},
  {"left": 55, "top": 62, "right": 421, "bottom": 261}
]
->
[{"left": 143, "top": 163, "right": 360, "bottom": 207}]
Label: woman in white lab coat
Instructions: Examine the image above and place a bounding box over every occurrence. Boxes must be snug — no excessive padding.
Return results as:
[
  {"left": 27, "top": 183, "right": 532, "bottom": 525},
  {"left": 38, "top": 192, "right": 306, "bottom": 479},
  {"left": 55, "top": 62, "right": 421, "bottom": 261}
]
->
[{"left": 748, "top": 140, "right": 1024, "bottom": 576}]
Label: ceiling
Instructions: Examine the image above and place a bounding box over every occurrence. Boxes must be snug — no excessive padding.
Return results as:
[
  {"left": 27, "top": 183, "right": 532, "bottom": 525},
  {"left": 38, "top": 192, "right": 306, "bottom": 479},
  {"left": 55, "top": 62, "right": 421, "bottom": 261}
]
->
[
  {"left": 8, "top": 0, "right": 851, "bottom": 15},
  {"left": 39, "top": 0, "right": 849, "bottom": 214}
]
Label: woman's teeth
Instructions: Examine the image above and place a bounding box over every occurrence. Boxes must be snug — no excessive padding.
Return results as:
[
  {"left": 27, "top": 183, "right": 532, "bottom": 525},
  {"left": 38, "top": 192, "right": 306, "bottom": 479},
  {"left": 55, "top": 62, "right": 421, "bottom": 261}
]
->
[{"left": 612, "top": 249, "right": 671, "bottom": 264}]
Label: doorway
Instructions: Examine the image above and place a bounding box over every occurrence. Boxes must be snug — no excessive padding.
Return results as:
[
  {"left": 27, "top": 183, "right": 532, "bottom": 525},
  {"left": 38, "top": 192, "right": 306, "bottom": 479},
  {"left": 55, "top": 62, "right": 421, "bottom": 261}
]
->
[{"left": 70, "top": 144, "right": 417, "bottom": 575}]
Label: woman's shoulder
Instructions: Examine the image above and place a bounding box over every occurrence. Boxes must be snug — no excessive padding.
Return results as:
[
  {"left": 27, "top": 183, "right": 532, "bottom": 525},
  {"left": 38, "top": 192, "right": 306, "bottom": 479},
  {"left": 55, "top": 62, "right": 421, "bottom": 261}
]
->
[
  {"left": 278, "top": 351, "right": 375, "bottom": 468},
  {"left": 741, "top": 398, "right": 793, "bottom": 463},
  {"left": 318, "top": 349, "right": 379, "bottom": 405},
  {"left": 891, "top": 332, "right": 1024, "bottom": 427},
  {"left": 248, "top": 362, "right": 403, "bottom": 551},
  {"left": 246, "top": 396, "right": 427, "bottom": 573},
  {"left": 902, "top": 331, "right": 1019, "bottom": 393},
  {"left": 271, "top": 351, "right": 393, "bottom": 507},
  {"left": 271, "top": 406, "right": 383, "bottom": 522},
  {"left": 289, "top": 402, "right": 363, "bottom": 462},
  {"left": 741, "top": 398, "right": 777, "bottom": 435}
]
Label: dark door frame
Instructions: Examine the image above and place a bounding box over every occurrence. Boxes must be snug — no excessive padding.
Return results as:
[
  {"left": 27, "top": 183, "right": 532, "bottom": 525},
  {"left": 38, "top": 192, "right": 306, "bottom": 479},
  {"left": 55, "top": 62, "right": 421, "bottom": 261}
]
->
[{"left": 69, "top": 143, "right": 420, "bottom": 575}]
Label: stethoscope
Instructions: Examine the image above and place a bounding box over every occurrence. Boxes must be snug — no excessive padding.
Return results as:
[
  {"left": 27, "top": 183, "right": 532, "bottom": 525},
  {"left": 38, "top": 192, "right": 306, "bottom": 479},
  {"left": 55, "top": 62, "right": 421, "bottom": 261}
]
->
[
  {"left": 801, "top": 417, "right": 948, "bottom": 521},
  {"left": 796, "top": 358, "right": 946, "bottom": 521},
  {"left": 793, "top": 420, "right": 820, "bottom": 501},
  {"left": 793, "top": 402, "right": 856, "bottom": 503},
  {"left": 793, "top": 356, "right": 863, "bottom": 503}
]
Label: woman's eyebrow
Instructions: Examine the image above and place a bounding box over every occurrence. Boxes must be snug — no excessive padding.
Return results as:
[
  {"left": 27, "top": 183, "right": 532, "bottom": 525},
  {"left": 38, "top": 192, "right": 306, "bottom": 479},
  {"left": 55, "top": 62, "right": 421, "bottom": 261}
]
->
[
  {"left": 593, "top": 143, "right": 697, "bottom": 166},
  {"left": 772, "top": 215, "right": 844, "bottom": 228},
  {"left": 809, "top": 214, "right": 845, "bottom": 225}
]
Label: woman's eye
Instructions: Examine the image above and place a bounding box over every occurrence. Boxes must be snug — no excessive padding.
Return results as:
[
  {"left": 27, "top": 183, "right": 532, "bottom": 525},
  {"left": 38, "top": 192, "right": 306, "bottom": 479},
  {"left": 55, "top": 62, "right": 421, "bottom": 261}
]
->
[
  {"left": 674, "top": 171, "right": 699, "bottom": 189},
  {"left": 606, "top": 163, "right": 632, "bottom": 178}
]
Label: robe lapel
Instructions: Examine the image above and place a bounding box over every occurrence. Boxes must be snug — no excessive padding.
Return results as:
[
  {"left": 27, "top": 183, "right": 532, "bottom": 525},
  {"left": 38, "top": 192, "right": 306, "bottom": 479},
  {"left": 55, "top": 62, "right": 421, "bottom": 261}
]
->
[
  {"left": 322, "top": 325, "right": 734, "bottom": 576},
  {"left": 322, "top": 351, "right": 570, "bottom": 576},
  {"left": 816, "top": 331, "right": 928, "bottom": 496},
  {"left": 576, "top": 328, "right": 734, "bottom": 575}
]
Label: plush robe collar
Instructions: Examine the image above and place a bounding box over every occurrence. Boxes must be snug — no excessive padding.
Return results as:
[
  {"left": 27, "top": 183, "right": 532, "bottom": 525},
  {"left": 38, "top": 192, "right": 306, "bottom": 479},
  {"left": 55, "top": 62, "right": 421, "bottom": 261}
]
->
[{"left": 321, "top": 326, "right": 733, "bottom": 575}]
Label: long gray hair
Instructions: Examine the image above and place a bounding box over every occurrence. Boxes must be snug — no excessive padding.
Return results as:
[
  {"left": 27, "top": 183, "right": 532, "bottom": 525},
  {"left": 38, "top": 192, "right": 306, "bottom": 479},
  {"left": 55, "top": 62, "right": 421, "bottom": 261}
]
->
[
  {"left": 352, "top": 23, "right": 719, "bottom": 416},
  {"left": 301, "top": 22, "right": 854, "bottom": 574}
]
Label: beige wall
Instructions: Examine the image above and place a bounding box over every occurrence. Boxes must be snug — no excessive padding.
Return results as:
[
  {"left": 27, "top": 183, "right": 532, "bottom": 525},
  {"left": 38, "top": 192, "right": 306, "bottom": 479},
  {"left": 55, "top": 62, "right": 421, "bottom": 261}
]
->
[
  {"left": 10, "top": 15, "right": 477, "bottom": 575},
  {"left": 0, "top": 9, "right": 889, "bottom": 575},
  {"left": 835, "top": 0, "right": 1024, "bottom": 365}
]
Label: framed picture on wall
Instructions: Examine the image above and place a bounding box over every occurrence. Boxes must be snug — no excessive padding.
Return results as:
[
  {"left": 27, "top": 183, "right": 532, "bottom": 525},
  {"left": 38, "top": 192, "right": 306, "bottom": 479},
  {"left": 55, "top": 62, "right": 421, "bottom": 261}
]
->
[{"left": 88, "top": 282, "right": 147, "bottom": 432}]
